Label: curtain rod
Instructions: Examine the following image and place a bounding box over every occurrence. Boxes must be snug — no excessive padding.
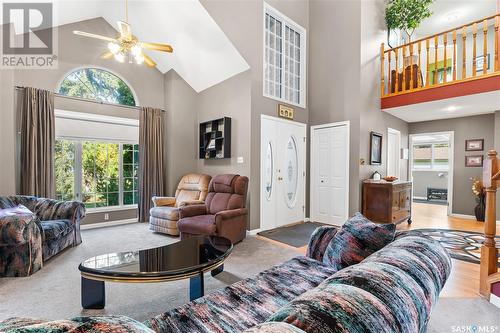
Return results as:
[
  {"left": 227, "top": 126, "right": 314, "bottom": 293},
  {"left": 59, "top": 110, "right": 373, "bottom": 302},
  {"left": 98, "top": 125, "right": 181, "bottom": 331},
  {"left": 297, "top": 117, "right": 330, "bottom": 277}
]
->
[{"left": 14, "top": 86, "right": 165, "bottom": 112}]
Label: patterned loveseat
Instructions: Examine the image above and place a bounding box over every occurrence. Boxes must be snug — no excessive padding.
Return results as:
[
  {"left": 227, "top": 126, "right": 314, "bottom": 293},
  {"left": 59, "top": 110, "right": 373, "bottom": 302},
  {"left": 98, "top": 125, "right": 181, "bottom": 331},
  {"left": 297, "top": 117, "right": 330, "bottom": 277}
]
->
[
  {"left": 0, "top": 213, "right": 451, "bottom": 332},
  {"left": 0, "top": 195, "right": 86, "bottom": 277}
]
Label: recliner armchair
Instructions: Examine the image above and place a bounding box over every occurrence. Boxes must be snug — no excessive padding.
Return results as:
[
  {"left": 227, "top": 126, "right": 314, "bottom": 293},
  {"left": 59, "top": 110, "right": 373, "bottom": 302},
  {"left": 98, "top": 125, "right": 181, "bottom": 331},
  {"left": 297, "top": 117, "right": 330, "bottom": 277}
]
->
[
  {"left": 149, "top": 173, "right": 211, "bottom": 236},
  {"left": 177, "top": 174, "right": 249, "bottom": 244}
]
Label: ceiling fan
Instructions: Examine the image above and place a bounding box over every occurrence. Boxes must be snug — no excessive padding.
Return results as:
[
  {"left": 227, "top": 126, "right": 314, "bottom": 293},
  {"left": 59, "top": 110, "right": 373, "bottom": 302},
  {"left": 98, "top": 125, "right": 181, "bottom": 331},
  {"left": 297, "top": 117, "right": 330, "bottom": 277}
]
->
[{"left": 73, "top": 0, "right": 173, "bottom": 68}]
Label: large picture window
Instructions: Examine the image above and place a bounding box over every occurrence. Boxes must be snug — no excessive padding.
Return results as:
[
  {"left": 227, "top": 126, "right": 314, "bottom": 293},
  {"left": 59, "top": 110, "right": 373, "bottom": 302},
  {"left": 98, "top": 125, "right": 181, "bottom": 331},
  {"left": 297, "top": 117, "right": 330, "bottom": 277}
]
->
[
  {"left": 56, "top": 139, "right": 139, "bottom": 209},
  {"left": 264, "top": 3, "right": 306, "bottom": 107}
]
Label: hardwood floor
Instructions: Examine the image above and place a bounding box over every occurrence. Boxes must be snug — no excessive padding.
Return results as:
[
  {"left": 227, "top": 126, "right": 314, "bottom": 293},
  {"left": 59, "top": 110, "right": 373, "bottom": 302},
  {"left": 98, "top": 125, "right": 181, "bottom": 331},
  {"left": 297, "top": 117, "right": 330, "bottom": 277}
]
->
[{"left": 258, "top": 201, "right": 496, "bottom": 299}]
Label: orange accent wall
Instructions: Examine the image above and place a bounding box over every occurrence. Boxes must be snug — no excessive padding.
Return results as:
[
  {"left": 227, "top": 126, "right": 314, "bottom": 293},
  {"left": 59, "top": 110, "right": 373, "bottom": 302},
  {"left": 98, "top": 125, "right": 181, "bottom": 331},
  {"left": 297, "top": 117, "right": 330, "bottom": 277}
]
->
[{"left": 381, "top": 75, "right": 500, "bottom": 109}]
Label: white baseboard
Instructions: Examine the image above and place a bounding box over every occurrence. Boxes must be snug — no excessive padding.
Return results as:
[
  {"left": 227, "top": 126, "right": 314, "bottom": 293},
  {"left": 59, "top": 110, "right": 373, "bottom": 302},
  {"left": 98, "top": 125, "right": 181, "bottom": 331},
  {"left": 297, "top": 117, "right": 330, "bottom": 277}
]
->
[
  {"left": 413, "top": 196, "right": 427, "bottom": 200},
  {"left": 247, "top": 228, "right": 263, "bottom": 236},
  {"left": 490, "top": 293, "right": 500, "bottom": 308},
  {"left": 81, "top": 218, "right": 138, "bottom": 230},
  {"left": 449, "top": 213, "right": 476, "bottom": 220}
]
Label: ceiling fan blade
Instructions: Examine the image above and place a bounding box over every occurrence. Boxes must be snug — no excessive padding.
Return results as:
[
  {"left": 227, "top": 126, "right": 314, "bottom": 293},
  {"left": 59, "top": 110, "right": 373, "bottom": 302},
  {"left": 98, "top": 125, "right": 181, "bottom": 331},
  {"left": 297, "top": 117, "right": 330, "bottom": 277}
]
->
[
  {"left": 73, "top": 30, "right": 117, "bottom": 42},
  {"left": 117, "top": 21, "right": 132, "bottom": 39},
  {"left": 141, "top": 42, "right": 173, "bottom": 53},
  {"left": 142, "top": 53, "right": 157, "bottom": 68},
  {"left": 100, "top": 51, "right": 114, "bottom": 60}
]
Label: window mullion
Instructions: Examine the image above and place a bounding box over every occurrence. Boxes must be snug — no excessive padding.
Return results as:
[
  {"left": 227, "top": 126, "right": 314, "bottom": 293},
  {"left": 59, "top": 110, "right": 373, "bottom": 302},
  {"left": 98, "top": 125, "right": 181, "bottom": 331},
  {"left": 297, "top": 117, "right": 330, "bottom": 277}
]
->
[
  {"left": 75, "top": 141, "right": 83, "bottom": 201},
  {"left": 281, "top": 21, "right": 285, "bottom": 99},
  {"left": 119, "top": 143, "right": 124, "bottom": 207}
]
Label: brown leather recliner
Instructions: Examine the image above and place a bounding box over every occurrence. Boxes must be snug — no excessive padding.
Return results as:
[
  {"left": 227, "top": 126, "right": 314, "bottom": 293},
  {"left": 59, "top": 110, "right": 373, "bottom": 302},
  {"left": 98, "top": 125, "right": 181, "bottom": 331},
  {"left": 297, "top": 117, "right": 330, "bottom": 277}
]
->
[
  {"left": 149, "top": 173, "right": 211, "bottom": 236},
  {"left": 177, "top": 174, "right": 249, "bottom": 244}
]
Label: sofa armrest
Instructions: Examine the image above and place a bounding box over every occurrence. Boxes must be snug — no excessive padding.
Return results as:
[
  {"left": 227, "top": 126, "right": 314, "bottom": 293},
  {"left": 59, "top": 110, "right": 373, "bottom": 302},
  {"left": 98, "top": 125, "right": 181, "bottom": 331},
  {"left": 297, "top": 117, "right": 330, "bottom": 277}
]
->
[
  {"left": 215, "top": 208, "right": 248, "bottom": 222},
  {"left": 179, "top": 204, "right": 207, "bottom": 219},
  {"left": 178, "top": 200, "right": 204, "bottom": 207},
  {"left": 152, "top": 196, "right": 176, "bottom": 207},
  {"left": 0, "top": 213, "right": 38, "bottom": 245},
  {"left": 36, "top": 199, "right": 86, "bottom": 223},
  {"left": 306, "top": 226, "right": 339, "bottom": 261}
]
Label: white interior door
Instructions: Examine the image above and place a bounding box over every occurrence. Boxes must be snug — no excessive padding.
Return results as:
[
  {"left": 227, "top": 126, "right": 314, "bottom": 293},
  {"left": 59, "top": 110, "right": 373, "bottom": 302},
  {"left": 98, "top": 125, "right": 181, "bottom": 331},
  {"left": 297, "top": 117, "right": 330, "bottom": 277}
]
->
[
  {"left": 311, "top": 122, "right": 349, "bottom": 226},
  {"left": 387, "top": 128, "right": 401, "bottom": 178},
  {"left": 261, "top": 115, "right": 306, "bottom": 230}
]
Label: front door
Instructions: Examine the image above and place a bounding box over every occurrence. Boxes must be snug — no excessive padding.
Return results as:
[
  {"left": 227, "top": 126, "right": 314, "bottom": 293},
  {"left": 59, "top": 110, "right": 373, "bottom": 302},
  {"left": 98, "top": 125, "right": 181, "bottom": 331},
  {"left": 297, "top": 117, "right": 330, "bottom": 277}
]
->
[{"left": 260, "top": 115, "right": 306, "bottom": 231}]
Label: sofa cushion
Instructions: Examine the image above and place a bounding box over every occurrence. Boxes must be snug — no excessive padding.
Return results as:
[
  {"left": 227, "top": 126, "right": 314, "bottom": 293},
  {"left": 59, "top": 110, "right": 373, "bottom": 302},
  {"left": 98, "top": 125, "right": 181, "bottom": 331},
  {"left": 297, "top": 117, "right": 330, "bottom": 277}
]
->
[
  {"left": 0, "top": 206, "right": 37, "bottom": 245},
  {"left": 324, "top": 262, "right": 428, "bottom": 332},
  {"left": 145, "top": 256, "right": 337, "bottom": 333},
  {"left": 150, "top": 206, "right": 179, "bottom": 221},
  {"left": 0, "top": 315, "right": 154, "bottom": 333},
  {"left": 177, "top": 214, "right": 216, "bottom": 235},
  {"left": 322, "top": 213, "right": 395, "bottom": 270},
  {"left": 243, "top": 322, "right": 306, "bottom": 333},
  {"left": 267, "top": 283, "right": 398, "bottom": 333},
  {"left": 40, "top": 219, "right": 73, "bottom": 241}
]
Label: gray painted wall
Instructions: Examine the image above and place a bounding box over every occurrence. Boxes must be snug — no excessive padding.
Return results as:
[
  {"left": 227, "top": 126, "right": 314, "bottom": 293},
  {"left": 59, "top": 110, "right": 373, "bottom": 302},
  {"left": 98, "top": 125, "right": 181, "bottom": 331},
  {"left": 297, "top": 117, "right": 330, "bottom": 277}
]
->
[
  {"left": 409, "top": 114, "right": 495, "bottom": 215},
  {"left": 412, "top": 171, "right": 449, "bottom": 198}
]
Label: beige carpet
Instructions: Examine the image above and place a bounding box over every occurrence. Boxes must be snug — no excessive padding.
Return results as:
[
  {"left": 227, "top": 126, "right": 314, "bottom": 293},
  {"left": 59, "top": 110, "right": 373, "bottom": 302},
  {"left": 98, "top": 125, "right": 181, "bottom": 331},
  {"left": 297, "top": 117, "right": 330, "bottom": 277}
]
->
[{"left": 1, "top": 223, "right": 498, "bottom": 331}]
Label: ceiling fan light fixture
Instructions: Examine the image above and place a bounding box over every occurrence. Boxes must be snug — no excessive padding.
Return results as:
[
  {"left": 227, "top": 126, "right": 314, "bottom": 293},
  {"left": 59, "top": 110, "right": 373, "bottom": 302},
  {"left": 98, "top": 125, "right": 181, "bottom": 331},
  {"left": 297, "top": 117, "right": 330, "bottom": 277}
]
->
[
  {"left": 131, "top": 44, "right": 142, "bottom": 57},
  {"left": 135, "top": 54, "right": 145, "bottom": 64},
  {"left": 108, "top": 42, "right": 120, "bottom": 55},
  {"left": 114, "top": 53, "right": 125, "bottom": 63}
]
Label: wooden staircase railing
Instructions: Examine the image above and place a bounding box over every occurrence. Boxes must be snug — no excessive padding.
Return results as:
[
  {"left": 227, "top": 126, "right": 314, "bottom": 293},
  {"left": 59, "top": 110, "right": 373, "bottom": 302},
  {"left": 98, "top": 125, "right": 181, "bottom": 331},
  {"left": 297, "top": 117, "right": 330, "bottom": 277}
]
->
[
  {"left": 381, "top": 14, "right": 500, "bottom": 97},
  {"left": 481, "top": 150, "right": 500, "bottom": 299}
]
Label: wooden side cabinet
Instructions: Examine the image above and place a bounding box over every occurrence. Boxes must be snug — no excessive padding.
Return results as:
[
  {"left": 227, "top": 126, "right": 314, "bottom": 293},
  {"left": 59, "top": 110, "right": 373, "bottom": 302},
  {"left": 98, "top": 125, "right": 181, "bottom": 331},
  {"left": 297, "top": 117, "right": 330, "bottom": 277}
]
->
[{"left": 362, "top": 180, "right": 412, "bottom": 225}]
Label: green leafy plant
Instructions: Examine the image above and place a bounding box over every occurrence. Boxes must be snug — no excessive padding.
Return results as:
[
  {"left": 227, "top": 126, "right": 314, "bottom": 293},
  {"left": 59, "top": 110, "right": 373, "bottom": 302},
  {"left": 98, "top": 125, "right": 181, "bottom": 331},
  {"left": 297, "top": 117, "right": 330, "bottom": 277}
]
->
[{"left": 385, "top": 0, "right": 433, "bottom": 45}]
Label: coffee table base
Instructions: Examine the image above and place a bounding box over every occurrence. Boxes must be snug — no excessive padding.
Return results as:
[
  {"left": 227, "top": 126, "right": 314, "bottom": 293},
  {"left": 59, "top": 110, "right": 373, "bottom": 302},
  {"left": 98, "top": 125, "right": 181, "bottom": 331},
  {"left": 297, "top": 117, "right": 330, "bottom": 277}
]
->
[
  {"left": 81, "top": 277, "right": 105, "bottom": 309},
  {"left": 81, "top": 264, "right": 225, "bottom": 309}
]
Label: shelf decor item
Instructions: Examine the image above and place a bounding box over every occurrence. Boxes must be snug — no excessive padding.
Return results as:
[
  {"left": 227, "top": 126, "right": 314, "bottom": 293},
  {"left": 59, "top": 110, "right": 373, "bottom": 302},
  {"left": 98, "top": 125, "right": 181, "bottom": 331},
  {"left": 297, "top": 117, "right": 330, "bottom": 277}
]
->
[
  {"left": 385, "top": 0, "right": 433, "bottom": 46},
  {"left": 199, "top": 117, "right": 231, "bottom": 159},
  {"left": 465, "top": 155, "right": 483, "bottom": 167},
  {"left": 465, "top": 139, "right": 484, "bottom": 151},
  {"left": 471, "top": 177, "right": 485, "bottom": 222},
  {"left": 370, "top": 132, "right": 383, "bottom": 165}
]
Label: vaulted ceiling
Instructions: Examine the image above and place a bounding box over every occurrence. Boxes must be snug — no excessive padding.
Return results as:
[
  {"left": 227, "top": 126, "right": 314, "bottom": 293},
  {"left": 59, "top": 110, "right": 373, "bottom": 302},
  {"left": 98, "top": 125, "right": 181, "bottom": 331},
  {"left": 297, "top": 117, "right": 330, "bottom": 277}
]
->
[{"left": 50, "top": 0, "right": 250, "bottom": 92}]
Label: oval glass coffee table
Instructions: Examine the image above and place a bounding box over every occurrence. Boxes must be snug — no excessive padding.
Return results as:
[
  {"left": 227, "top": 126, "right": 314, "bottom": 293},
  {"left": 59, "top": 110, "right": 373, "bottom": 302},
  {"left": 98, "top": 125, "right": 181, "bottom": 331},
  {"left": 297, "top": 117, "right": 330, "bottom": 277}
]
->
[{"left": 78, "top": 236, "right": 232, "bottom": 309}]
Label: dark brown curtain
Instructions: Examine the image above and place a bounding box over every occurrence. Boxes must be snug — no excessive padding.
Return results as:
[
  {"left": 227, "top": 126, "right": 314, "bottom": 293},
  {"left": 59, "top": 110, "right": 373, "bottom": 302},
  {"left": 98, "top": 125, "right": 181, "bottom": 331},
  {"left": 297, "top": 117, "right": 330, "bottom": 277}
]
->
[
  {"left": 19, "top": 87, "right": 55, "bottom": 198},
  {"left": 138, "top": 107, "right": 166, "bottom": 222}
]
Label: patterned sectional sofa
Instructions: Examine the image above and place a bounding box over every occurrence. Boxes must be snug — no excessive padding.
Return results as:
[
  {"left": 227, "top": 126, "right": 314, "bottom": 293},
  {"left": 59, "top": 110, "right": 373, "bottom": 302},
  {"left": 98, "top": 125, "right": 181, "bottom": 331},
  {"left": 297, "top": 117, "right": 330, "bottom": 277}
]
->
[
  {"left": 0, "top": 213, "right": 451, "bottom": 333},
  {"left": 0, "top": 196, "right": 86, "bottom": 277}
]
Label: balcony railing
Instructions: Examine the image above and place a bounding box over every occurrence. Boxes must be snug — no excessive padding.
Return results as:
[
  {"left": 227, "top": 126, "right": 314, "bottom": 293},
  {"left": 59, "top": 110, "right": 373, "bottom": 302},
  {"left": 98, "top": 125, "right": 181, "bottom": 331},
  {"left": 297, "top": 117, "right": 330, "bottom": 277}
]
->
[{"left": 380, "top": 14, "right": 500, "bottom": 98}]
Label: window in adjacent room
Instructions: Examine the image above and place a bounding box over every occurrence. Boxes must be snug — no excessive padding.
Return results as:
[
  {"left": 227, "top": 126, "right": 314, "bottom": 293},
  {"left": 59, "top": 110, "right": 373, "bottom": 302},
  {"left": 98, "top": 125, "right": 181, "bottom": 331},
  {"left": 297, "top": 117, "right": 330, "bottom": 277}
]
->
[
  {"left": 58, "top": 68, "right": 136, "bottom": 106},
  {"left": 263, "top": 3, "right": 306, "bottom": 107},
  {"left": 412, "top": 142, "right": 450, "bottom": 171}
]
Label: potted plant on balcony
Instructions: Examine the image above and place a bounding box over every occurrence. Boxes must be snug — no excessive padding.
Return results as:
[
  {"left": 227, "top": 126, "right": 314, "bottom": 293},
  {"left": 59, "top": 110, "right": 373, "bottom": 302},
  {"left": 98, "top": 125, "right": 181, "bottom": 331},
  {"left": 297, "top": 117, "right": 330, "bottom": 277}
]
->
[
  {"left": 385, "top": 0, "right": 434, "bottom": 48},
  {"left": 471, "top": 177, "right": 486, "bottom": 222}
]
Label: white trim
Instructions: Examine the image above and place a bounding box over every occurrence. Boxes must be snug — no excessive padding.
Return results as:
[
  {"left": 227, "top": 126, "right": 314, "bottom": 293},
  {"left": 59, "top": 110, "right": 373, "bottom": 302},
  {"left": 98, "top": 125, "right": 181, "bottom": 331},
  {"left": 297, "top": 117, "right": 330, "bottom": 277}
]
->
[
  {"left": 81, "top": 218, "right": 138, "bottom": 230},
  {"left": 410, "top": 131, "right": 454, "bottom": 216},
  {"left": 55, "top": 109, "right": 139, "bottom": 127},
  {"left": 56, "top": 65, "right": 140, "bottom": 106},
  {"left": 449, "top": 213, "right": 476, "bottom": 220},
  {"left": 261, "top": 114, "right": 307, "bottom": 126},
  {"left": 387, "top": 127, "right": 401, "bottom": 179},
  {"left": 310, "top": 121, "right": 350, "bottom": 226},
  {"left": 86, "top": 205, "right": 137, "bottom": 214},
  {"left": 413, "top": 196, "right": 428, "bottom": 201},
  {"left": 247, "top": 228, "right": 263, "bottom": 236},
  {"left": 262, "top": 2, "right": 307, "bottom": 108},
  {"left": 490, "top": 293, "right": 500, "bottom": 308}
]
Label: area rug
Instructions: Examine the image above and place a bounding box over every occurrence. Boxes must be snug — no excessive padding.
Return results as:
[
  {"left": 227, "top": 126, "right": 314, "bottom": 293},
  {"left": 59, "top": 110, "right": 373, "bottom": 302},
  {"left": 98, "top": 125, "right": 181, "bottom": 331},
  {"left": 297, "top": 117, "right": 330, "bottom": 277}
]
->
[
  {"left": 257, "top": 222, "right": 329, "bottom": 248},
  {"left": 414, "top": 228, "right": 500, "bottom": 266}
]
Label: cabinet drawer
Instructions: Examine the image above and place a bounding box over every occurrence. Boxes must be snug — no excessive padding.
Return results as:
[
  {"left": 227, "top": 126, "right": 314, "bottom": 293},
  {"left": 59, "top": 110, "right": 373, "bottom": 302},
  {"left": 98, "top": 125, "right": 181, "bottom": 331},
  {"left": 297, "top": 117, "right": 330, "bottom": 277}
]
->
[{"left": 392, "top": 209, "right": 410, "bottom": 223}]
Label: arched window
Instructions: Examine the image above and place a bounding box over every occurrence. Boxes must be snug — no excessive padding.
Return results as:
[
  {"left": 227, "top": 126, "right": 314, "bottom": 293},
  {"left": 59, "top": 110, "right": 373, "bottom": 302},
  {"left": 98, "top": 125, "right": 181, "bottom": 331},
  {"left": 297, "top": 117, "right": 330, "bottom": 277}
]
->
[{"left": 58, "top": 68, "right": 136, "bottom": 106}]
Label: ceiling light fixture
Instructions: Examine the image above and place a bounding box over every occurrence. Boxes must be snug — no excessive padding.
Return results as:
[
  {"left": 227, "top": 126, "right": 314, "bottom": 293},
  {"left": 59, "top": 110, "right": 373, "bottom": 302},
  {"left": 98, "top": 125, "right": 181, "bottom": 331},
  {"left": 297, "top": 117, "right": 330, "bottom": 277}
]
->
[{"left": 73, "top": 0, "right": 173, "bottom": 68}]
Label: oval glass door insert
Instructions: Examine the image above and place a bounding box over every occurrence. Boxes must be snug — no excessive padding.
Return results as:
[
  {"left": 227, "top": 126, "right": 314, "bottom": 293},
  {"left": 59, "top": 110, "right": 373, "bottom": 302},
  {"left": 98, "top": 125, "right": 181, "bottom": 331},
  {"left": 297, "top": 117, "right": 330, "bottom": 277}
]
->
[
  {"left": 284, "top": 136, "right": 298, "bottom": 208},
  {"left": 264, "top": 141, "right": 274, "bottom": 200}
]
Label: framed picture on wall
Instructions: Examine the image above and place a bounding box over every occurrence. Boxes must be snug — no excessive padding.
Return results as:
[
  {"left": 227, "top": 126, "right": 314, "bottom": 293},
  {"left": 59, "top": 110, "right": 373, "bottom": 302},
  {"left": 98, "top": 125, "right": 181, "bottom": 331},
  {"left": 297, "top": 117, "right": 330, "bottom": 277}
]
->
[
  {"left": 465, "top": 155, "right": 483, "bottom": 167},
  {"left": 370, "top": 132, "right": 383, "bottom": 165},
  {"left": 465, "top": 139, "right": 484, "bottom": 151}
]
